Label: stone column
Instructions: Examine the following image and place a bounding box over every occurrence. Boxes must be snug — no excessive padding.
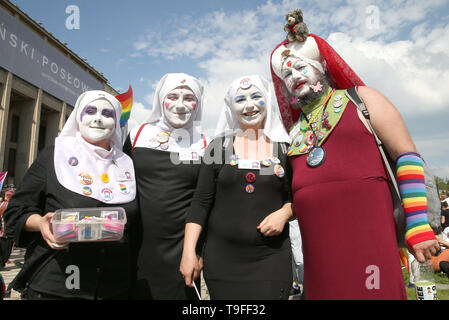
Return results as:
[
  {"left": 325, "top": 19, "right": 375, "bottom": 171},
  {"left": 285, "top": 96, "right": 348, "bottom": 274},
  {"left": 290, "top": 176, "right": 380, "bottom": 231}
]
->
[
  {"left": 28, "top": 88, "right": 42, "bottom": 166},
  {"left": 0, "top": 72, "right": 12, "bottom": 170}
]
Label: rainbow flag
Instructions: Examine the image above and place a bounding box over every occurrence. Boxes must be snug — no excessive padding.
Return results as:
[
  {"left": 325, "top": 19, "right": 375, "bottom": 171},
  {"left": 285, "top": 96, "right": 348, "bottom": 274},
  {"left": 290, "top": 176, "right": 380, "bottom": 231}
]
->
[
  {"left": 0, "top": 172, "right": 7, "bottom": 191},
  {"left": 115, "top": 85, "right": 133, "bottom": 128},
  {"left": 399, "top": 248, "right": 409, "bottom": 274}
]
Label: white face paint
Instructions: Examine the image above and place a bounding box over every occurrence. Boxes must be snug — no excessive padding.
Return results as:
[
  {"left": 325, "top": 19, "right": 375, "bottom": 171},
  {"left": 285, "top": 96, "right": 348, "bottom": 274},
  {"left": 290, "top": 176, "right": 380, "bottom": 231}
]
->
[
  {"left": 232, "top": 85, "right": 267, "bottom": 130},
  {"left": 162, "top": 86, "right": 197, "bottom": 128},
  {"left": 78, "top": 98, "right": 116, "bottom": 143},
  {"left": 281, "top": 58, "right": 323, "bottom": 98}
]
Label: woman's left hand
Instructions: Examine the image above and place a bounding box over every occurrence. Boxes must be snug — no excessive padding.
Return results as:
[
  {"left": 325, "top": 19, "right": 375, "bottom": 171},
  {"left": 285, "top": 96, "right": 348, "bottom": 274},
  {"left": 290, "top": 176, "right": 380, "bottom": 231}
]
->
[{"left": 257, "top": 207, "right": 291, "bottom": 237}]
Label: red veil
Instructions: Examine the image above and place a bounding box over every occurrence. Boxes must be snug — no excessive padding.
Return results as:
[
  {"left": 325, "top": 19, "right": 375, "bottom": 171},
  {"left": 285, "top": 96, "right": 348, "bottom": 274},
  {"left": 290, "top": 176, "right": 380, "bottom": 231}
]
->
[{"left": 270, "top": 34, "right": 365, "bottom": 130}]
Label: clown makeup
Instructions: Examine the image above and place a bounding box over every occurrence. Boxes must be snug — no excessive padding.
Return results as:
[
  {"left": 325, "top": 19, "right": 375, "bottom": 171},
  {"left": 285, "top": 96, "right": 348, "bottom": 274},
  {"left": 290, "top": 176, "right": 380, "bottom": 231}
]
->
[
  {"left": 163, "top": 86, "right": 197, "bottom": 128},
  {"left": 232, "top": 85, "right": 267, "bottom": 130},
  {"left": 281, "top": 58, "right": 329, "bottom": 108},
  {"left": 78, "top": 98, "right": 116, "bottom": 145}
]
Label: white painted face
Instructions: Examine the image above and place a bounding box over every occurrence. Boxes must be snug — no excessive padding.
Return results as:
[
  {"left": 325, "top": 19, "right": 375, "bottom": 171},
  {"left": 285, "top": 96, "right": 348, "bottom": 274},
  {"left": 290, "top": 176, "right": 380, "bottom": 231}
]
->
[
  {"left": 162, "top": 86, "right": 197, "bottom": 128},
  {"left": 78, "top": 98, "right": 116, "bottom": 143},
  {"left": 281, "top": 58, "right": 322, "bottom": 98},
  {"left": 232, "top": 85, "right": 267, "bottom": 130}
]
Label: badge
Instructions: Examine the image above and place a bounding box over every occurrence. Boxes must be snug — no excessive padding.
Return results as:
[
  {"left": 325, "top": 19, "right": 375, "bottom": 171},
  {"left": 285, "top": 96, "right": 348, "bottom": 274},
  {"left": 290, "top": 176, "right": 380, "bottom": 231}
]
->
[
  {"left": 116, "top": 168, "right": 133, "bottom": 182},
  {"left": 156, "top": 131, "right": 170, "bottom": 144},
  {"left": 287, "top": 147, "right": 294, "bottom": 156},
  {"left": 101, "top": 173, "right": 110, "bottom": 183},
  {"left": 179, "top": 150, "right": 200, "bottom": 161},
  {"left": 118, "top": 183, "right": 130, "bottom": 194},
  {"left": 68, "top": 157, "right": 79, "bottom": 167},
  {"left": 79, "top": 173, "right": 93, "bottom": 185},
  {"left": 293, "top": 134, "right": 303, "bottom": 147},
  {"left": 239, "top": 78, "right": 251, "bottom": 89},
  {"left": 159, "top": 142, "right": 169, "bottom": 151},
  {"left": 274, "top": 164, "right": 285, "bottom": 178},
  {"left": 334, "top": 107, "right": 341, "bottom": 113},
  {"left": 238, "top": 159, "right": 260, "bottom": 170},
  {"left": 246, "top": 172, "right": 256, "bottom": 183},
  {"left": 82, "top": 186, "right": 92, "bottom": 195},
  {"left": 299, "top": 144, "right": 308, "bottom": 153},
  {"left": 307, "top": 146, "right": 326, "bottom": 167},
  {"left": 149, "top": 138, "right": 160, "bottom": 148},
  {"left": 333, "top": 100, "right": 343, "bottom": 108},
  {"left": 245, "top": 184, "right": 255, "bottom": 194},
  {"left": 101, "top": 188, "right": 113, "bottom": 201},
  {"left": 334, "top": 94, "right": 342, "bottom": 101},
  {"left": 289, "top": 123, "right": 301, "bottom": 139},
  {"left": 270, "top": 157, "right": 280, "bottom": 164},
  {"left": 261, "top": 159, "right": 271, "bottom": 167},
  {"left": 230, "top": 155, "right": 239, "bottom": 166},
  {"left": 322, "top": 112, "right": 329, "bottom": 120}
]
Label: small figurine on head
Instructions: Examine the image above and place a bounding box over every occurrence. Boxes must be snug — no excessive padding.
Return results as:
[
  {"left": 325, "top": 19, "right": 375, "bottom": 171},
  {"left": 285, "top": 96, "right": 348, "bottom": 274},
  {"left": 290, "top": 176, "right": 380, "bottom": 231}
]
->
[{"left": 283, "top": 9, "right": 309, "bottom": 43}]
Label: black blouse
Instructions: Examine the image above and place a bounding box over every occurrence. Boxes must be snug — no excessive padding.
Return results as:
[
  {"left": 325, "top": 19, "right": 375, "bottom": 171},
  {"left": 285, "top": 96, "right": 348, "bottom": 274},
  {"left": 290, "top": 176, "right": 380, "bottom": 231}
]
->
[{"left": 4, "top": 147, "right": 140, "bottom": 299}]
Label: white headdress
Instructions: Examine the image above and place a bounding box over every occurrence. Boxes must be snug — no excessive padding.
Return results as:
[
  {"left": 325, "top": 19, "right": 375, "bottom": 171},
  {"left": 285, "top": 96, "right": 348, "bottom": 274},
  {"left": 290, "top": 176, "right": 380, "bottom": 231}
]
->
[
  {"left": 54, "top": 90, "right": 136, "bottom": 204},
  {"left": 216, "top": 75, "right": 290, "bottom": 143},
  {"left": 130, "top": 73, "right": 208, "bottom": 154}
]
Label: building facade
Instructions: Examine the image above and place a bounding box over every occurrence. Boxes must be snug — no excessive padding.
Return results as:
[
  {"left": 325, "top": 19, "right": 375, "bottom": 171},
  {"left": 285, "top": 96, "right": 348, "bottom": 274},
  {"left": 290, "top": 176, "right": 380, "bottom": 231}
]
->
[{"left": 0, "top": 0, "right": 117, "bottom": 187}]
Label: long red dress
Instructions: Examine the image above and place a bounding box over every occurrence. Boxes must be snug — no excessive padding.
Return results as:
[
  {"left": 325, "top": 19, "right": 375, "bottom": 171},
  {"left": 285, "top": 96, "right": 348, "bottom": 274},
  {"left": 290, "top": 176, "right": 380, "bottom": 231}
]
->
[{"left": 290, "top": 101, "right": 407, "bottom": 300}]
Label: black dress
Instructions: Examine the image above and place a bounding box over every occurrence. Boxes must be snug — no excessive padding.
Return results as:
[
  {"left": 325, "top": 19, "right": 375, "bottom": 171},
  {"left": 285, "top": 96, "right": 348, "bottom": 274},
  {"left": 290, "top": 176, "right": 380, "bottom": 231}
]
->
[
  {"left": 186, "top": 136, "right": 292, "bottom": 300},
  {"left": 3, "top": 147, "right": 140, "bottom": 299},
  {"left": 124, "top": 136, "right": 202, "bottom": 300}
]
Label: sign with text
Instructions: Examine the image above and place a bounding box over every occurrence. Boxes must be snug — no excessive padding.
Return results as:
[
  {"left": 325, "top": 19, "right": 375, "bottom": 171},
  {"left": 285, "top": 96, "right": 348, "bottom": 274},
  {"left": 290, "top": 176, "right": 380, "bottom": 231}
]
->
[{"left": 0, "top": 7, "right": 102, "bottom": 106}]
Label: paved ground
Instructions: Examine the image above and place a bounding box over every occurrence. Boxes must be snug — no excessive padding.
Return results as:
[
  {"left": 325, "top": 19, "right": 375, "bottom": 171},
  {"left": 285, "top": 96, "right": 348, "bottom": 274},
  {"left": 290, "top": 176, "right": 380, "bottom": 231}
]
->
[
  {"left": 1, "top": 249, "right": 300, "bottom": 300},
  {"left": 1, "top": 248, "right": 24, "bottom": 300}
]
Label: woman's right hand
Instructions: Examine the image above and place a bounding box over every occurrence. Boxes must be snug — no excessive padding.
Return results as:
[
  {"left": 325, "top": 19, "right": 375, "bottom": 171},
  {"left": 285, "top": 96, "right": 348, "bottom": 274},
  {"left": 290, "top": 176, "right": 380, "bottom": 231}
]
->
[
  {"left": 180, "top": 251, "right": 201, "bottom": 287},
  {"left": 39, "top": 212, "right": 68, "bottom": 250}
]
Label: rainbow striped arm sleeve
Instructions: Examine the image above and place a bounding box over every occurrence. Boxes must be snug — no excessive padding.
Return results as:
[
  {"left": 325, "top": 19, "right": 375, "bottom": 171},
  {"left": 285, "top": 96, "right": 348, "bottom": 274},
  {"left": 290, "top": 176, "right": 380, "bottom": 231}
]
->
[{"left": 396, "top": 152, "right": 436, "bottom": 247}]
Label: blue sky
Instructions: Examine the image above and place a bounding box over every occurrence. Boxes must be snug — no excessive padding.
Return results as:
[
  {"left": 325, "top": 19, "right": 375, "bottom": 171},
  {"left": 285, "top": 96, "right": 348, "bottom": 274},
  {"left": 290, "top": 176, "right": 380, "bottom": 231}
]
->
[{"left": 9, "top": 0, "right": 449, "bottom": 178}]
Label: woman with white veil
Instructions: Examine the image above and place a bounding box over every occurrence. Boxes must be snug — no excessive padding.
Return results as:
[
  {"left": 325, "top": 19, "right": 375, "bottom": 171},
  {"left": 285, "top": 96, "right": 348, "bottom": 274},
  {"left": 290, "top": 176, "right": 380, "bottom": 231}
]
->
[
  {"left": 180, "top": 75, "right": 294, "bottom": 299},
  {"left": 124, "top": 73, "right": 208, "bottom": 300}
]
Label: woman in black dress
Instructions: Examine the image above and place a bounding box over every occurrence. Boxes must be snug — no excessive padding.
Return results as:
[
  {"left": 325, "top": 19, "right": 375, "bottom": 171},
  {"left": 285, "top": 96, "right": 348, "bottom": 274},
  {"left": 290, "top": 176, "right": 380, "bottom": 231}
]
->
[
  {"left": 4, "top": 90, "right": 139, "bottom": 299},
  {"left": 180, "top": 75, "right": 294, "bottom": 299},
  {"left": 124, "top": 73, "right": 208, "bottom": 299}
]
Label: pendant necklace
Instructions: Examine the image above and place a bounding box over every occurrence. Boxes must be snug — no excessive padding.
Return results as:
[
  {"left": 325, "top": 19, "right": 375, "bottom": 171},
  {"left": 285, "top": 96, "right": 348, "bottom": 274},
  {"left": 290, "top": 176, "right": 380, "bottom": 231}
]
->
[{"left": 305, "top": 88, "right": 335, "bottom": 168}]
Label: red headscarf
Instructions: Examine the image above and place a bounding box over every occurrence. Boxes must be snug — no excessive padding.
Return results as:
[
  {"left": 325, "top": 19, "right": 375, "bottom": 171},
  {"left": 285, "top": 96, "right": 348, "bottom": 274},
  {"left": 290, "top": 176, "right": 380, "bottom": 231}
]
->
[{"left": 270, "top": 34, "right": 365, "bottom": 130}]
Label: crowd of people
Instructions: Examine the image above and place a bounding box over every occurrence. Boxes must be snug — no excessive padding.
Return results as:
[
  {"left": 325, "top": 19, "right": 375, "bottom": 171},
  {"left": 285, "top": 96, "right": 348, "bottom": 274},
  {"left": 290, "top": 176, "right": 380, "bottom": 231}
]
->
[{"left": 0, "top": 9, "right": 444, "bottom": 300}]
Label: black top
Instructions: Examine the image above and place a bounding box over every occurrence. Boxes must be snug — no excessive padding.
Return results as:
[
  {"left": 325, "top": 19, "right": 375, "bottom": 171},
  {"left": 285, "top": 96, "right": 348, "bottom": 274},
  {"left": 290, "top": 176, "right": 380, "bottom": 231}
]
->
[
  {"left": 442, "top": 208, "right": 449, "bottom": 230},
  {"left": 4, "top": 147, "right": 140, "bottom": 299},
  {"left": 186, "top": 136, "right": 292, "bottom": 282},
  {"left": 123, "top": 136, "right": 202, "bottom": 299}
]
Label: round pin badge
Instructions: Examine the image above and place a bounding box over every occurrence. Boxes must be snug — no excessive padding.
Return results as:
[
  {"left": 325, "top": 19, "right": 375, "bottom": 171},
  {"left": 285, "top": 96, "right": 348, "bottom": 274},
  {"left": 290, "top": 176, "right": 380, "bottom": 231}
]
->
[
  {"left": 246, "top": 172, "right": 256, "bottom": 183},
  {"left": 274, "top": 164, "right": 285, "bottom": 178},
  {"left": 322, "top": 112, "right": 329, "bottom": 120},
  {"left": 270, "top": 157, "right": 280, "bottom": 164},
  {"left": 334, "top": 94, "right": 342, "bottom": 101},
  {"left": 299, "top": 144, "right": 308, "bottom": 153},
  {"left": 334, "top": 107, "right": 341, "bottom": 113},
  {"left": 261, "top": 159, "right": 271, "bottom": 167},
  {"left": 239, "top": 78, "right": 251, "bottom": 89},
  {"left": 159, "top": 142, "right": 169, "bottom": 151},
  {"left": 101, "top": 188, "right": 113, "bottom": 201},
  {"left": 81, "top": 186, "right": 92, "bottom": 196},
  {"left": 230, "top": 155, "right": 238, "bottom": 166},
  {"left": 119, "top": 183, "right": 130, "bottom": 194},
  {"left": 156, "top": 131, "right": 170, "bottom": 144},
  {"left": 245, "top": 184, "right": 255, "bottom": 194},
  {"left": 68, "top": 157, "right": 79, "bottom": 167},
  {"left": 101, "top": 173, "right": 110, "bottom": 183},
  {"left": 287, "top": 147, "right": 294, "bottom": 156},
  {"left": 79, "top": 173, "right": 93, "bottom": 185}
]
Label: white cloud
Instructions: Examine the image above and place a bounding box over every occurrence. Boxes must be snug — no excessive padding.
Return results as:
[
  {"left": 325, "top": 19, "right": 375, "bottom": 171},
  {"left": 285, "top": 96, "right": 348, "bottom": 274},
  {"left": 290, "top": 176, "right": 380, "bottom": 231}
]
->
[
  {"left": 130, "top": 0, "right": 449, "bottom": 176},
  {"left": 127, "top": 101, "right": 152, "bottom": 133}
]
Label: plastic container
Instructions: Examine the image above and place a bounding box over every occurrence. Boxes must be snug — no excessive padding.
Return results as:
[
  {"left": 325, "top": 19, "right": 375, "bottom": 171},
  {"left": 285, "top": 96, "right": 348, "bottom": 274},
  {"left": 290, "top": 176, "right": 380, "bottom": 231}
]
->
[
  {"left": 51, "top": 207, "right": 127, "bottom": 243},
  {"left": 411, "top": 259, "right": 438, "bottom": 300}
]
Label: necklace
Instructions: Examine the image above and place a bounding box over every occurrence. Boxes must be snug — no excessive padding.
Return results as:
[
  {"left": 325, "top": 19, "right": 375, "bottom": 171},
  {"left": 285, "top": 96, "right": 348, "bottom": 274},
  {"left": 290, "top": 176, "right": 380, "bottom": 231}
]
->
[{"left": 305, "top": 88, "right": 335, "bottom": 168}]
